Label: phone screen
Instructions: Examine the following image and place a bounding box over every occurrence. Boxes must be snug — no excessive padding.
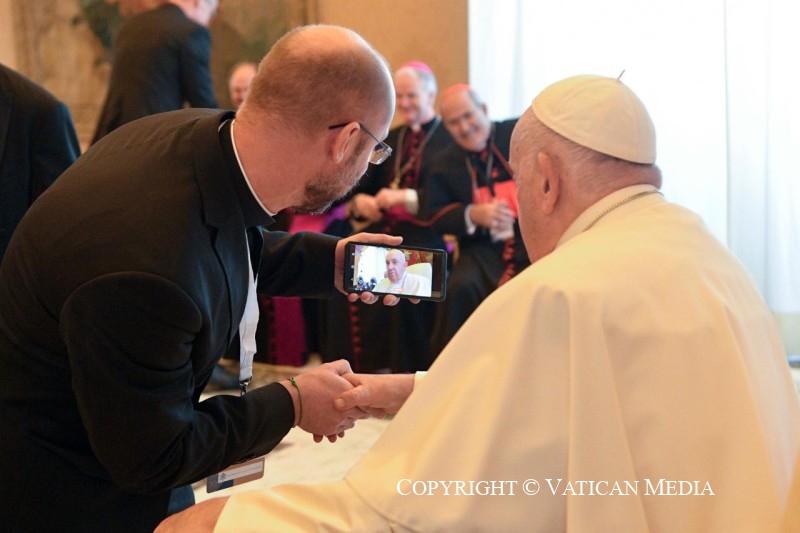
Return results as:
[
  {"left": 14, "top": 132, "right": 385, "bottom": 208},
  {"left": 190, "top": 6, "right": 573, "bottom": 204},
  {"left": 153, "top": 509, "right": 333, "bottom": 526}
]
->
[{"left": 343, "top": 242, "right": 447, "bottom": 301}]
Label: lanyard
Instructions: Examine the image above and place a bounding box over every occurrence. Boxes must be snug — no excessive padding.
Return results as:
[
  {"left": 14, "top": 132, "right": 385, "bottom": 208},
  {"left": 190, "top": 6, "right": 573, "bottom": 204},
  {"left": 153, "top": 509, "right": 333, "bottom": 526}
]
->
[
  {"left": 390, "top": 117, "right": 442, "bottom": 189},
  {"left": 465, "top": 126, "right": 513, "bottom": 202},
  {"left": 237, "top": 235, "right": 258, "bottom": 395}
]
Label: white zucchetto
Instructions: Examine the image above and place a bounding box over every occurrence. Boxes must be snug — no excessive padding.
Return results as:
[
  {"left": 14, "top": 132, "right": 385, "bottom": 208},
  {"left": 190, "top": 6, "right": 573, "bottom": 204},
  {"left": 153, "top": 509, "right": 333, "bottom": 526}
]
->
[{"left": 531, "top": 74, "right": 656, "bottom": 164}]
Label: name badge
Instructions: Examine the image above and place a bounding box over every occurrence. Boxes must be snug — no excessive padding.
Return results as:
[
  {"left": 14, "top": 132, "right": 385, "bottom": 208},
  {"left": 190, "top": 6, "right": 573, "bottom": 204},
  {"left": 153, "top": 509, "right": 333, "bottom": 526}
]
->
[{"left": 206, "top": 456, "right": 265, "bottom": 493}]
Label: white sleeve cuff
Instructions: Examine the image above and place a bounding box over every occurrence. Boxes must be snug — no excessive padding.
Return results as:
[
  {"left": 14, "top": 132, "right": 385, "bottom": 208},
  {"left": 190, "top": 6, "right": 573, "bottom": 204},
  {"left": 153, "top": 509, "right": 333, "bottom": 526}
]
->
[
  {"left": 464, "top": 204, "right": 477, "bottom": 235},
  {"left": 404, "top": 189, "right": 419, "bottom": 215}
]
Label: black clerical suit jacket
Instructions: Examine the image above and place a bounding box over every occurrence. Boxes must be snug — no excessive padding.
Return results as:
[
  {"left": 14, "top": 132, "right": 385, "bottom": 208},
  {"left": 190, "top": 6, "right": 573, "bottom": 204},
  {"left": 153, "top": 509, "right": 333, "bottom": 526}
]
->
[
  {"left": 0, "top": 63, "right": 80, "bottom": 259},
  {"left": 92, "top": 3, "right": 218, "bottom": 143},
  {"left": 0, "top": 109, "right": 337, "bottom": 532}
]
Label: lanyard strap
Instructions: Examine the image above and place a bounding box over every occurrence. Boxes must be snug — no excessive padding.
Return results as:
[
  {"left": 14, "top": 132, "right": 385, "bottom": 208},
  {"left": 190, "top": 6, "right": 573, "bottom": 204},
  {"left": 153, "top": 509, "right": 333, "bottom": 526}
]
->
[
  {"left": 466, "top": 128, "right": 513, "bottom": 203},
  {"left": 237, "top": 233, "right": 259, "bottom": 395},
  {"left": 391, "top": 117, "right": 442, "bottom": 189}
]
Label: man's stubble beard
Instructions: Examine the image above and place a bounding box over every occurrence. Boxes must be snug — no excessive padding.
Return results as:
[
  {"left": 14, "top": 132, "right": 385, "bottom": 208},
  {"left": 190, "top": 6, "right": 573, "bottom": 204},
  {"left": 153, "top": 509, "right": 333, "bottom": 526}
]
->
[{"left": 295, "top": 151, "right": 366, "bottom": 215}]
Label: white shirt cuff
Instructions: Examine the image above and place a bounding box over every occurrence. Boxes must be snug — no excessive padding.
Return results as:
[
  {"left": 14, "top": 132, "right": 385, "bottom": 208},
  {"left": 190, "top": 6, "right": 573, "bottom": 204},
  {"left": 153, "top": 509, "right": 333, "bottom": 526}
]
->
[
  {"left": 464, "top": 204, "right": 477, "bottom": 235},
  {"left": 404, "top": 189, "right": 419, "bottom": 215}
]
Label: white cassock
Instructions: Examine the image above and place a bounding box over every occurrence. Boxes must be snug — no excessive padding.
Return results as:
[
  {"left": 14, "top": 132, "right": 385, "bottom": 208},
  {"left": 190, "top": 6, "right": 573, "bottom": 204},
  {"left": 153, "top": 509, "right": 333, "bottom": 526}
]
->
[
  {"left": 214, "top": 184, "right": 800, "bottom": 532},
  {"left": 374, "top": 272, "right": 431, "bottom": 297}
]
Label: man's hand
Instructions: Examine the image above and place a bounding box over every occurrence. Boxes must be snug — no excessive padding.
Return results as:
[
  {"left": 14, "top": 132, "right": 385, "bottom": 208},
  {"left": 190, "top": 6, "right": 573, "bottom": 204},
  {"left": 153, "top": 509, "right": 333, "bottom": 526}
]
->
[
  {"left": 282, "top": 360, "right": 367, "bottom": 438},
  {"left": 334, "top": 233, "right": 403, "bottom": 305},
  {"left": 469, "top": 199, "right": 515, "bottom": 230},
  {"left": 333, "top": 373, "right": 415, "bottom": 418},
  {"left": 374, "top": 187, "right": 407, "bottom": 210},
  {"left": 349, "top": 193, "right": 382, "bottom": 222}
]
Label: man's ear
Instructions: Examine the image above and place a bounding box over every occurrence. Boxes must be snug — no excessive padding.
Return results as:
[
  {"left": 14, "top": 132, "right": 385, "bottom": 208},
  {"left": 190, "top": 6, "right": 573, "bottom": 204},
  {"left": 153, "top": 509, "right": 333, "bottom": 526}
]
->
[
  {"left": 331, "top": 122, "right": 360, "bottom": 164},
  {"left": 537, "top": 151, "right": 561, "bottom": 215}
]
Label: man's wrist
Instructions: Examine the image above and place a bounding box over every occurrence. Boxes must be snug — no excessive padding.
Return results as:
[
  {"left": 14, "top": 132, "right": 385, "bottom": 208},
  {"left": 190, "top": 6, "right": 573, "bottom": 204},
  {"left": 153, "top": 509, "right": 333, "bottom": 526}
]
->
[{"left": 280, "top": 379, "right": 301, "bottom": 427}]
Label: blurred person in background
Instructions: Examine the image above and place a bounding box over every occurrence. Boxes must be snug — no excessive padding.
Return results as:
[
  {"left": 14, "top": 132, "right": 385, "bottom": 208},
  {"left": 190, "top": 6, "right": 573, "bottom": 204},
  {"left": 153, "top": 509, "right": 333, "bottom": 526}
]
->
[
  {"left": 320, "top": 61, "right": 454, "bottom": 373},
  {"left": 421, "top": 84, "right": 529, "bottom": 357},
  {"left": 92, "top": 0, "right": 219, "bottom": 143}
]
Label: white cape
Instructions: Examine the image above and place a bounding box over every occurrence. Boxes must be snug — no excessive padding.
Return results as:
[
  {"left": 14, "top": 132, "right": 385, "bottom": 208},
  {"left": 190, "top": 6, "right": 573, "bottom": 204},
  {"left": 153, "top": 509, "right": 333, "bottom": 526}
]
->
[{"left": 218, "top": 188, "right": 800, "bottom": 532}]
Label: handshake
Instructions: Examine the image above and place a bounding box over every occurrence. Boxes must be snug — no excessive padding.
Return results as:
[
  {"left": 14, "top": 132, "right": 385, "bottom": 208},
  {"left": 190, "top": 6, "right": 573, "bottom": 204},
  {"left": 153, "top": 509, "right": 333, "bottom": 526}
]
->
[{"left": 279, "top": 360, "right": 416, "bottom": 442}]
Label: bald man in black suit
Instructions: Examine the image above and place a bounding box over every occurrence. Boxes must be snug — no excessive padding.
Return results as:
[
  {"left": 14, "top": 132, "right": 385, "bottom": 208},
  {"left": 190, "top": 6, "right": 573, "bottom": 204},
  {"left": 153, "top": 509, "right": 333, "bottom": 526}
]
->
[{"left": 0, "top": 25, "right": 401, "bottom": 531}]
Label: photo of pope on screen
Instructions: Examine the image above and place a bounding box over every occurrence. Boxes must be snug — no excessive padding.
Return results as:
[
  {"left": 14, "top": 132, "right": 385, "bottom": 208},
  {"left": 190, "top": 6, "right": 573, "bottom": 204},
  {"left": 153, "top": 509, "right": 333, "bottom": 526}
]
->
[{"left": 345, "top": 243, "right": 447, "bottom": 301}]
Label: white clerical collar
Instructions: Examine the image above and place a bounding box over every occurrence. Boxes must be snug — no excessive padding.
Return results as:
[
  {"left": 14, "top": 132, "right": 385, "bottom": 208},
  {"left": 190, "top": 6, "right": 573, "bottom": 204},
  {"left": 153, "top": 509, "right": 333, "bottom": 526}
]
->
[
  {"left": 388, "top": 272, "right": 407, "bottom": 290},
  {"left": 230, "top": 119, "right": 275, "bottom": 217},
  {"left": 557, "top": 184, "right": 662, "bottom": 249}
]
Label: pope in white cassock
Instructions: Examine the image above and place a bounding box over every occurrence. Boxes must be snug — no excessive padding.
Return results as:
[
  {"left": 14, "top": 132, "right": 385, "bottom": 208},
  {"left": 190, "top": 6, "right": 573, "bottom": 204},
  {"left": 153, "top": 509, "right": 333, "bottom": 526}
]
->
[
  {"left": 373, "top": 248, "right": 431, "bottom": 297},
  {"left": 158, "top": 74, "right": 800, "bottom": 532}
]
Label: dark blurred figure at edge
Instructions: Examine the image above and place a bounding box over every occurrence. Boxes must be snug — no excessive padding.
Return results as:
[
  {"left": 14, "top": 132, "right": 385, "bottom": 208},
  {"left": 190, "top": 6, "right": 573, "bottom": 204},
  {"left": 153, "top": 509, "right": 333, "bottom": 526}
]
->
[{"left": 0, "top": 63, "right": 80, "bottom": 260}]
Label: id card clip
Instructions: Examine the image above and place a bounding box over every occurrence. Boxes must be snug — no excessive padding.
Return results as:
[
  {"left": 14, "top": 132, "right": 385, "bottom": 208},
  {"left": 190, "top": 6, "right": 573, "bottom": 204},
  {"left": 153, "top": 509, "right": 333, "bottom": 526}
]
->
[{"left": 206, "top": 456, "right": 265, "bottom": 493}]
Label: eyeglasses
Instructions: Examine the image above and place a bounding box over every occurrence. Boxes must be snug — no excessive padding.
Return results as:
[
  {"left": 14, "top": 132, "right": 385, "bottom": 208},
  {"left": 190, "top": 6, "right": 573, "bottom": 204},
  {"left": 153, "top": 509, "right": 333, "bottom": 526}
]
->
[{"left": 328, "top": 122, "right": 393, "bottom": 165}]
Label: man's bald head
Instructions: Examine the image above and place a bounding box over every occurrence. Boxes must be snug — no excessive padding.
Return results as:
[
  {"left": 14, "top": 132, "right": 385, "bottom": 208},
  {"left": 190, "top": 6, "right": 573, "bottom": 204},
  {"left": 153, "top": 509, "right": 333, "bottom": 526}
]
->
[
  {"left": 228, "top": 61, "right": 258, "bottom": 109},
  {"left": 239, "top": 25, "right": 395, "bottom": 136},
  {"left": 440, "top": 84, "right": 491, "bottom": 152},
  {"left": 393, "top": 62, "right": 438, "bottom": 128}
]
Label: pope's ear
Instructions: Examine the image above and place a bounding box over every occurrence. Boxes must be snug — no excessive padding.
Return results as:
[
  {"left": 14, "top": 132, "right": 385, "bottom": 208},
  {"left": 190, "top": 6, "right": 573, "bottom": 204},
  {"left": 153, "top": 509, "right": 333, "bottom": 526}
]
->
[
  {"left": 330, "top": 123, "right": 360, "bottom": 163},
  {"left": 537, "top": 151, "right": 561, "bottom": 215}
]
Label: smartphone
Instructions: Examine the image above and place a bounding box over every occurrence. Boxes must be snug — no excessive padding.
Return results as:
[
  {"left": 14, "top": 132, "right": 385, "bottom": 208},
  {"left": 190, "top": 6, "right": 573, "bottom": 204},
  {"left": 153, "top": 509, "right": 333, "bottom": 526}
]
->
[{"left": 343, "top": 242, "right": 447, "bottom": 301}]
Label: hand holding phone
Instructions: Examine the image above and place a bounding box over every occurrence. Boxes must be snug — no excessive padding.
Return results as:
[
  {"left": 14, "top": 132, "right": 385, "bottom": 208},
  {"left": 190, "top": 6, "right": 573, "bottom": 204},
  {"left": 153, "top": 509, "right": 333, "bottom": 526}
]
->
[{"left": 343, "top": 242, "right": 447, "bottom": 301}]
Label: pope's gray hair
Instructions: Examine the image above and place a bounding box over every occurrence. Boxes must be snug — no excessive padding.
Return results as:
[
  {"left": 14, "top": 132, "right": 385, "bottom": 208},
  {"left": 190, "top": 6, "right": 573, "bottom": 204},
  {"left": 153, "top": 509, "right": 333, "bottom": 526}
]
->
[{"left": 519, "top": 110, "right": 661, "bottom": 193}]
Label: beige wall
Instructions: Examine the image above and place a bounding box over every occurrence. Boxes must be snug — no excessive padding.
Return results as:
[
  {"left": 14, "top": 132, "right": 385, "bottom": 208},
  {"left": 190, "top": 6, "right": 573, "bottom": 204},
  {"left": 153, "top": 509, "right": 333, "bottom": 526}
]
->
[
  {"left": 0, "top": 0, "right": 467, "bottom": 145},
  {"left": 0, "top": 0, "right": 16, "bottom": 68},
  {"left": 316, "top": 0, "right": 468, "bottom": 127}
]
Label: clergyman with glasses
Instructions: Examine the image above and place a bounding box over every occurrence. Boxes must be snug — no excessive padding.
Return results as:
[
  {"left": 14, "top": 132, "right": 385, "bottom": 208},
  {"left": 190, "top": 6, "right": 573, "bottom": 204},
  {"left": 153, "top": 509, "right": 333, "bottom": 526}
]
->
[{"left": 0, "top": 25, "right": 417, "bottom": 532}]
